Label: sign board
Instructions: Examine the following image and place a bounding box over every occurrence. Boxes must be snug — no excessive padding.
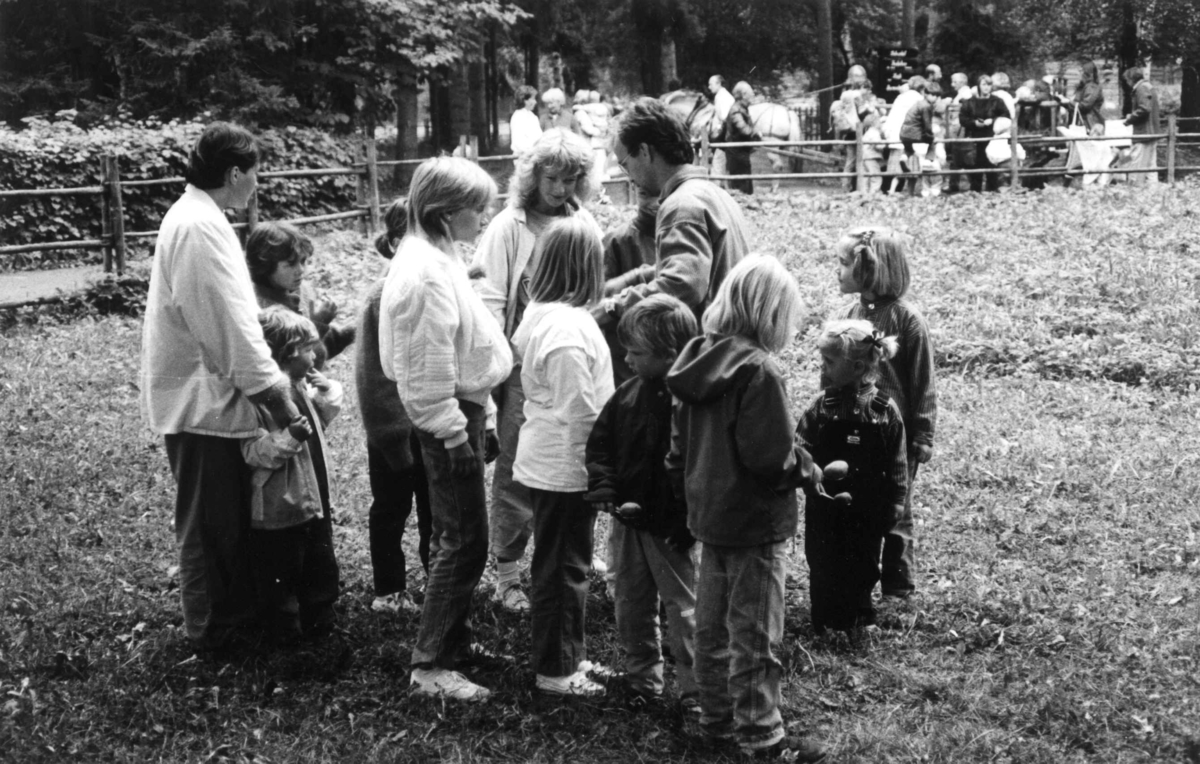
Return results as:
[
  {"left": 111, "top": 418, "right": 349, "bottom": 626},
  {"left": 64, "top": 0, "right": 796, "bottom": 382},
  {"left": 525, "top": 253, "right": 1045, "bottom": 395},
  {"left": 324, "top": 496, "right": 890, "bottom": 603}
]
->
[{"left": 876, "top": 47, "right": 919, "bottom": 103}]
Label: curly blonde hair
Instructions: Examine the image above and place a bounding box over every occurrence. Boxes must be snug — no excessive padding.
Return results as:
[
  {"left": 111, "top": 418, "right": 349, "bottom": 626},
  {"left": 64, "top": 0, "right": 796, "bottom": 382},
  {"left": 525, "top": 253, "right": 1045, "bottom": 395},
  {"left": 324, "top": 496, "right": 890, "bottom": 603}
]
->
[{"left": 507, "top": 128, "right": 595, "bottom": 210}]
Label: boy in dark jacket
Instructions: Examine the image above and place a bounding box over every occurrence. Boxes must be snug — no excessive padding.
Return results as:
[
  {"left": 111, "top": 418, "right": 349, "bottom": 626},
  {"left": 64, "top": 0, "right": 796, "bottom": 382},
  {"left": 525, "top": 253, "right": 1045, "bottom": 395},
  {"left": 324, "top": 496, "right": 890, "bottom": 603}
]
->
[{"left": 586, "top": 294, "right": 700, "bottom": 710}]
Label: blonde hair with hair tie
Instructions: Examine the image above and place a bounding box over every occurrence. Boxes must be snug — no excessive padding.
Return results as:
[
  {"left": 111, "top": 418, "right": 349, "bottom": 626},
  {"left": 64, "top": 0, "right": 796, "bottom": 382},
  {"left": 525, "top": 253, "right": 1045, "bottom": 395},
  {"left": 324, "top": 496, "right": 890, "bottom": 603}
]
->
[
  {"left": 817, "top": 318, "right": 898, "bottom": 384},
  {"left": 836, "top": 226, "right": 912, "bottom": 299}
]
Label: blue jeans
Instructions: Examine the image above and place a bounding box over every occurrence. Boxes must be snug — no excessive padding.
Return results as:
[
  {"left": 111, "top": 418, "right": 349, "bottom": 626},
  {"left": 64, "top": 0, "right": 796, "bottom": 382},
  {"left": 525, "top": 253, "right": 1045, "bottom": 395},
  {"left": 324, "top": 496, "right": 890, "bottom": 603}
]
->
[
  {"left": 411, "top": 400, "right": 489, "bottom": 669},
  {"left": 528, "top": 488, "right": 594, "bottom": 677},
  {"left": 490, "top": 369, "right": 533, "bottom": 562},
  {"left": 611, "top": 522, "right": 698, "bottom": 699},
  {"left": 694, "top": 540, "right": 788, "bottom": 750}
]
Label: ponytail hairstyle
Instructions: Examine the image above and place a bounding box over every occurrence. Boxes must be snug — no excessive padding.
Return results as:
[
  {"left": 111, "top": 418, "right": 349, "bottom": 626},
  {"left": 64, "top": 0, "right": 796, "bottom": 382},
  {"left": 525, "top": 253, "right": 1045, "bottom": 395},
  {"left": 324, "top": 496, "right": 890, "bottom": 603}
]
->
[
  {"left": 185, "top": 122, "right": 259, "bottom": 190},
  {"left": 527, "top": 216, "right": 604, "bottom": 308},
  {"left": 835, "top": 226, "right": 911, "bottom": 299},
  {"left": 817, "top": 318, "right": 898, "bottom": 385},
  {"left": 703, "top": 254, "right": 803, "bottom": 353},
  {"left": 374, "top": 197, "right": 408, "bottom": 260}
]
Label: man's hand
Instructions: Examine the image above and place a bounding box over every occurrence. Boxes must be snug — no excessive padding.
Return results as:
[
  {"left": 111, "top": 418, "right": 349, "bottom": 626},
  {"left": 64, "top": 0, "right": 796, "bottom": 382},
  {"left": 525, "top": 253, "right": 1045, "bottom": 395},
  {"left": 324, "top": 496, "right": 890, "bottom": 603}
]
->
[
  {"left": 913, "top": 443, "right": 933, "bottom": 464},
  {"left": 589, "top": 298, "right": 616, "bottom": 329},
  {"left": 484, "top": 429, "right": 501, "bottom": 464},
  {"left": 447, "top": 440, "right": 478, "bottom": 478}
]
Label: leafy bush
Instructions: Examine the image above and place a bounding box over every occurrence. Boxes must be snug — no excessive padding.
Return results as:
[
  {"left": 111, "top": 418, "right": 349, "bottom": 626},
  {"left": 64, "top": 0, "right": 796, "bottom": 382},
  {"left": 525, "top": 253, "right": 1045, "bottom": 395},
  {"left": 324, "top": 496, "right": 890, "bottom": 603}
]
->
[{"left": 0, "top": 112, "right": 360, "bottom": 271}]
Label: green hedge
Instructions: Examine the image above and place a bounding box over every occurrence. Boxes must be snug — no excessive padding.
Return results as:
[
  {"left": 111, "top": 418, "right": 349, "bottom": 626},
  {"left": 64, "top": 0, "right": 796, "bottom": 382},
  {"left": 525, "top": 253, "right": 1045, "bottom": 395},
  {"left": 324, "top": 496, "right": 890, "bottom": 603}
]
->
[{"left": 0, "top": 113, "right": 360, "bottom": 271}]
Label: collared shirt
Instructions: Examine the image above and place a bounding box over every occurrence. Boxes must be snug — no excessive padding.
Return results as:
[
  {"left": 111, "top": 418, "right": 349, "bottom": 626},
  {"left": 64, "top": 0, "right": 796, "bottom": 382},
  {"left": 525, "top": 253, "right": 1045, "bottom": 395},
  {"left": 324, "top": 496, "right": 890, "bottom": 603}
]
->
[
  {"left": 509, "top": 108, "right": 543, "bottom": 158},
  {"left": 713, "top": 88, "right": 735, "bottom": 123},
  {"left": 140, "top": 185, "right": 287, "bottom": 437}
]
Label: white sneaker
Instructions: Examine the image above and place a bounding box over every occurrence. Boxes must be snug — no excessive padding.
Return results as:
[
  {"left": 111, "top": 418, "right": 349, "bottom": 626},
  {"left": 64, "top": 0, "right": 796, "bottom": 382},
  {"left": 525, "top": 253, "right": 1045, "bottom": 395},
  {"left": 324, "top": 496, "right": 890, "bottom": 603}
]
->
[
  {"left": 410, "top": 667, "right": 491, "bottom": 702},
  {"left": 577, "top": 660, "right": 616, "bottom": 680},
  {"left": 371, "top": 591, "right": 420, "bottom": 615},
  {"left": 591, "top": 557, "right": 608, "bottom": 575},
  {"left": 536, "top": 670, "right": 606, "bottom": 697},
  {"left": 491, "top": 583, "right": 530, "bottom": 613}
]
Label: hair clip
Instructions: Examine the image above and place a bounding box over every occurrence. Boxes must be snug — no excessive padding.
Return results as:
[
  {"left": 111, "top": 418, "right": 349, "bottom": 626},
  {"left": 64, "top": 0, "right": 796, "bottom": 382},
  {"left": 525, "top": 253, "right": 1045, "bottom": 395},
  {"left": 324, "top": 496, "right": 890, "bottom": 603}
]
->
[
  {"left": 860, "top": 330, "right": 884, "bottom": 349},
  {"left": 857, "top": 229, "right": 875, "bottom": 250}
]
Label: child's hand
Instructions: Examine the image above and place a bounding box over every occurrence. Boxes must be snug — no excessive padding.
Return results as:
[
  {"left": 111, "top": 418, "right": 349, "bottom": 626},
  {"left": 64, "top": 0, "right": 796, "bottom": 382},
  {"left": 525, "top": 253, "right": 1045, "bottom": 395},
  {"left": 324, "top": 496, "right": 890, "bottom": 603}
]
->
[
  {"left": 913, "top": 443, "right": 933, "bottom": 464},
  {"left": 288, "top": 415, "right": 313, "bottom": 442},
  {"left": 305, "top": 369, "right": 332, "bottom": 393}
]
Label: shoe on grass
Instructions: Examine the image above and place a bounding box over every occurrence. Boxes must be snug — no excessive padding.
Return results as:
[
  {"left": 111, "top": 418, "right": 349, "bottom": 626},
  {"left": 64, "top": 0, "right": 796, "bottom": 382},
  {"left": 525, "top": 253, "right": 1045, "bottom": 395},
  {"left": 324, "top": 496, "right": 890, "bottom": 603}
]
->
[
  {"left": 372, "top": 591, "right": 421, "bottom": 615},
  {"left": 591, "top": 556, "right": 608, "bottom": 575},
  {"left": 491, "top": 583, "right": 530, "bottom": 613},
  {"left": 740, "top": 735, "right": 827, "bottom": 761},
  {"left": 410, "top": 667, "right": 491, "bottom": 702},
  {"left": 536, "top": 670, "right": 606, "bottom": 697},
  {"left": 577, "top": 659, "right": 616, "bottom": 680}
]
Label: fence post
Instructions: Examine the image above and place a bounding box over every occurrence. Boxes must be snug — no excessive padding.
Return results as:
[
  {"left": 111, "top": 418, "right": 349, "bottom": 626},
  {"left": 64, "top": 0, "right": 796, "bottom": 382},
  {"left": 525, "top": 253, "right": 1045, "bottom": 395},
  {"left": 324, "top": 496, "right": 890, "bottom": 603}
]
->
[
  {"left": 1009, "top": 119, "right": 1020, "bottom": 189},
  {"left": 1167, "top": 113, "right": 1177, "bottom": 186},
  {"left": 355, "top": 141, "right": 367, "bottom": 236},
  {"left": 104, "top": 154, "right": 127, "bottom": 275},
  {"left": 855, "top": 123, "right": 865, "bottom": 192},
  {"left": 100, "top": 155, "right": 113, "bottom": 274},
  {"left": 469, "top": 135, "right": 480, "bottom": 163},
  {"left": 365, "top": 132, "right": 380, "bottom": 235}
]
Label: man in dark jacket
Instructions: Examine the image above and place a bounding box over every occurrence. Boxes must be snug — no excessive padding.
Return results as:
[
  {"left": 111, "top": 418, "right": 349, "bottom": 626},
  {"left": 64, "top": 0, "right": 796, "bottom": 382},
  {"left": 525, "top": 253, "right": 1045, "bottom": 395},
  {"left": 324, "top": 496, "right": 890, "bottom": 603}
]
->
[{"left": 599, "top": 96, "right": 753, "bottom": 330}]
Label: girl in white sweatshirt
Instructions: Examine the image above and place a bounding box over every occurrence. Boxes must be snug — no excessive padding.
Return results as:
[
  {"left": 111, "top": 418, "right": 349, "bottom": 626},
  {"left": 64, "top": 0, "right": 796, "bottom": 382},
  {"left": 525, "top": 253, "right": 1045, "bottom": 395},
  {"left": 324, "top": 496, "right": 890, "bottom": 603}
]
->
[{"left": 512, "top": 216, "right": 615, "bottom": 696}]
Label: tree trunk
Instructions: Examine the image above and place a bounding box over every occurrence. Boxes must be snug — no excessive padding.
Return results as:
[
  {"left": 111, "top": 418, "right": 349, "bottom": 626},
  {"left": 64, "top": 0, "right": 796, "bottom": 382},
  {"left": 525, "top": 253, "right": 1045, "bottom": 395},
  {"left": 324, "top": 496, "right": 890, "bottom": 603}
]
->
[
  {"left": 661, "top": 32, "right": 678, "bottom": 91},
  {"left": 393, "top": 68, "right": 420, "bottom": 185},
  {"left": 1118, "top": 0, "right": 1138, "bottom": 116},
  {"left": 468, "top": 59, "right": 488, "bottom": 152},
  {"left": 1182, "top": 61, "right": 1200, "bottom": 119},
  {"left": 817, "top": 0, "right": 834, "bottom": 138},
  {"left": 902, "top": 0, "right": 915, "bottom": 49}
]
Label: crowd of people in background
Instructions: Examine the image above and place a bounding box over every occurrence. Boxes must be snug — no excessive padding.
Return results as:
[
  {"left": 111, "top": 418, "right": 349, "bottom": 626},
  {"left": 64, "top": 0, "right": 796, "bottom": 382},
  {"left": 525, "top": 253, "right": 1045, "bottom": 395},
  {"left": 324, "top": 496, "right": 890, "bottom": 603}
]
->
[{"left": 833, "top": 60, "right": 1163, "bottom": 195}]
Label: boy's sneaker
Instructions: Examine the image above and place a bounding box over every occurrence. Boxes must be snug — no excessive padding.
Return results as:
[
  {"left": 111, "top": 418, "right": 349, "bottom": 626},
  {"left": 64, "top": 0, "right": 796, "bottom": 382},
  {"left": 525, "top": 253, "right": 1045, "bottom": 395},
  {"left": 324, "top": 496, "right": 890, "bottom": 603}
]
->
[
  {"left": 536, "top": 670, "right": 606, "bottom": 697},
  {"left": 591, "top": 556, "right": 608, "bottom": 575},
  {"left": 410, "top": 667, "right": 491, "bottom": 702},
  {"left": 372, "top": 591, "right": 421, "bottom": 615},
  {"left": 491, "top": 583, "right": 530, "bottom": 613},
  {"left": 740, "top": 735, "right": 827, "bottom": 762},
  {"left": 577, "top": 659, "right": 616, "bottom": 680}
]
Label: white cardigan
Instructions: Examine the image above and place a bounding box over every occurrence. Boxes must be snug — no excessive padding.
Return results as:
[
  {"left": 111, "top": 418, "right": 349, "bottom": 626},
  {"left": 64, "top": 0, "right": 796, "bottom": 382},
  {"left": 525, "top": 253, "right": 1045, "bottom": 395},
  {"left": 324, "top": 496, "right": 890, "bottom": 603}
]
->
[
  {"left": 140, "top": 185, "right": 286, "bottom": 437},
  {"left": 379, "top": 235, "right": 512, "bottom": 448}
]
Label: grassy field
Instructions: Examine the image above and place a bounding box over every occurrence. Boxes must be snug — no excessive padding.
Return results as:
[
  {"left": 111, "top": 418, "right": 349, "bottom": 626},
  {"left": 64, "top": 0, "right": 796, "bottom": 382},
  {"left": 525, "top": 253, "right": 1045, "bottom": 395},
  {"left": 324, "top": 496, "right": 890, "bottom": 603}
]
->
[{"left": 2, "top": 184, "right": 1199, "bottom": 763}]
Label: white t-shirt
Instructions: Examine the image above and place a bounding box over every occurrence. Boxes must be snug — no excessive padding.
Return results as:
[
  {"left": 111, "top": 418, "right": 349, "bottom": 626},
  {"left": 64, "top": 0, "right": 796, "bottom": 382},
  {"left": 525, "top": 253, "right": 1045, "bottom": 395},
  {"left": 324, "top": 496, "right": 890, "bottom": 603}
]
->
[
  {"left": 510, "top": 108, "right": 543, "bottom": 158},
  {"left": 512, "top": 301, "right": 614, "bottom": 492}
]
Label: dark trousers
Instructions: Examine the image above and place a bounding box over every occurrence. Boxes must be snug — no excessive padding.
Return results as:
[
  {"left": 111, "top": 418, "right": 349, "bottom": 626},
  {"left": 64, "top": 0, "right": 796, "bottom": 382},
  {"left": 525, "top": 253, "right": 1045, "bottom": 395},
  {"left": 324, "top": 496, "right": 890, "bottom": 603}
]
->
[
  {"left": 726, "top": 148, "right": 754, "bottom": 194},
  {"left": 528, "top": 488, "right": 595, "bottom": 677},
  {"left": 411, "top": 400, "right": 489, "bottom": 669},
  {"left": 249, "top": 516, "right": 339, "bottom": 637},
  {"left": 970, "top": 144, "right": 1000, "bottom": 192},
  {"left": 165, "top": 432, "right": 256, "bottom": 642},
  {"left": 367, "top": 435, "right": 432, "bottom": 596},
  {"left": 805, "top": 497, "right": 882, "bottom": 630},
  {"left": 880, "top": 456, "right": 918, "bottom": 596}
]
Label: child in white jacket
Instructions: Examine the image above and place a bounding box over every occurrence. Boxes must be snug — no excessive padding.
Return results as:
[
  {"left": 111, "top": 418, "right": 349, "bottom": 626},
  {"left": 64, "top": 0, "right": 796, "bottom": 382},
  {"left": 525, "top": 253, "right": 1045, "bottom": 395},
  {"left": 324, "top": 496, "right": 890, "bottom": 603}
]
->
[
  {"left": 512, "top": 217, "right": 615, "bottom": 697},
  {"left": 242, "top": 306, "right": 343, "bottom": 644}
]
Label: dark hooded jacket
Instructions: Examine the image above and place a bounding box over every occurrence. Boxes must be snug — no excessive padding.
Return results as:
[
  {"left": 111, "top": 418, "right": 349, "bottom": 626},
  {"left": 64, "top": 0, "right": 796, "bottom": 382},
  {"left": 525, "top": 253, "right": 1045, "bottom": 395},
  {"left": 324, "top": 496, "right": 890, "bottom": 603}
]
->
[{"left": 665, "top": 333, "right": 817, "bottom": 546}]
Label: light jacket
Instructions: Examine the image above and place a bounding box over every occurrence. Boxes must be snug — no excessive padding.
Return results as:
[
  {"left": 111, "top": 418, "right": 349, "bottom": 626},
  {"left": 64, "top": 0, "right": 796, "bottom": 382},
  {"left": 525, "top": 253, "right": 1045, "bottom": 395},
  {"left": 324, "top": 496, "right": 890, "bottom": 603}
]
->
[
  {"left": 242, "top": 380, "right": 342, "bottom": 530},
  {"left": 512, "top": 301, "right": 614, "bottom": 492},
  {"left": 140, "top": 185, "right": 287, "bottom": 437},
  {"left": 379, "top": 235, "right": 512, "bottom": 448}
]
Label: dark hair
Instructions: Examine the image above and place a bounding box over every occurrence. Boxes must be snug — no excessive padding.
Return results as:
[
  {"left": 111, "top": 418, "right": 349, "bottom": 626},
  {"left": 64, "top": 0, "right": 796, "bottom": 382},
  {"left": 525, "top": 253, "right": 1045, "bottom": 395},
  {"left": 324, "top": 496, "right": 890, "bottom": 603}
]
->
[
  {"left": 185, "top": 122, "right": 260, "bottom": 190},
  {"left": 925, "top": 81, "right": 942, "bottom": 98},
  {"left": 616, "top": 97, "right": 694, "bottom": 166},
  {"left": 246, "top": 222, "right": 312, "bottom": 287},
  {"left": 1123, "top": 67, "right": 1144, "bottom": 85},
  {"left": 374, "top": 197, "right": 408, "bottom": 259},
  {"left": 617, "top": 293, "right": 698, "bottom": 360},
  {"left": 515, "top": 85, "right": 538, "bottom": 104}
]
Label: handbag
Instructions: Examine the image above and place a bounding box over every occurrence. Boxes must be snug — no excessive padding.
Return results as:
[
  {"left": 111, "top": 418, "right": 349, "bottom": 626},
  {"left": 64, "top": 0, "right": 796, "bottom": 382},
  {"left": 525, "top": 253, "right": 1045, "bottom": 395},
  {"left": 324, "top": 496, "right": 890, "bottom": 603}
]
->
[{"left": 1061, "top": 106, "right": 1114, "bottom": 184}]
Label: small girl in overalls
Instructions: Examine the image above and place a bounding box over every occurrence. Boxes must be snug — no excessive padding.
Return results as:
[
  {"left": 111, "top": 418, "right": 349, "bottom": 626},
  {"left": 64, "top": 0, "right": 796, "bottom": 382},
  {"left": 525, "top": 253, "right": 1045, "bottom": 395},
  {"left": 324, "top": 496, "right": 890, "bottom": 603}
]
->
[{"left": 798, "top": 319, "right": 909, "bottom": 632}]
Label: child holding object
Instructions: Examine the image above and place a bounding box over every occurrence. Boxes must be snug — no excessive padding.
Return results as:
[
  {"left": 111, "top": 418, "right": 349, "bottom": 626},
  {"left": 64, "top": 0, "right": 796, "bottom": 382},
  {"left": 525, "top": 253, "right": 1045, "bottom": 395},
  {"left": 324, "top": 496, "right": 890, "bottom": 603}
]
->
[
  {"left": 829, "top": 227, "right": 936, "bottom": 599},
  {"left": 665, "top": 255, "right": 826, "bottom": 761},
  {"left": 586, "top": 294, "right": 700, "bottom": 711},
  {"left": 241, "top": 306, "right": 343, "bottom": 644},
  {"left": 356, "top": 199, "right": 432, "bottom": 616},
  {"left": 512, "top": 217, "right": 615, "bottom": 697},
  {"left": 798, "top": 319, "right": 909, "bottom": 632},
  {"left": 246, "top": 222, "right": 356, "bottom": 370}
]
